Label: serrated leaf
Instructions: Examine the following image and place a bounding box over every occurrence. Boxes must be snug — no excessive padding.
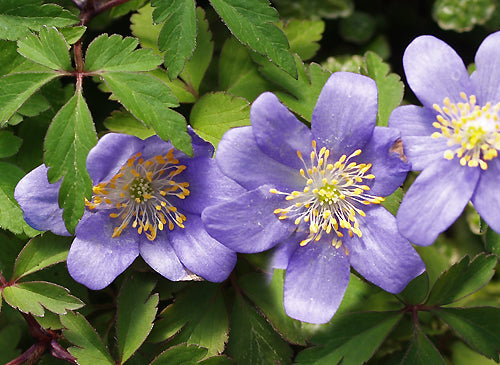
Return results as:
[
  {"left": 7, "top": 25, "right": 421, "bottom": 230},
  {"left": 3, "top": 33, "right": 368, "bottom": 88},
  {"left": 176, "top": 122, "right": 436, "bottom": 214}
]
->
[
  {"left": 0, "top": 0, "right": 78, "bottom": 41},
  {"left": 273, "top": 0, "right": 353, "bottom": 19},
  {"left": 402, "top": 324, "right": 446, "bottom": 365},
  {"left": 451, "top": 340, "right": 499, "bottom": 365},
  {"left": 219, "top": 38, "right": 274, "bottom": 101},
  {"left": 0, "top": 161, "right": 40, "bottom": 236},
  {"left": 44, "top": 88, "right": 97, "bottom": 233},
  {"left": 426, "top": 254, "right": 497, "bottom": 306},
  {"left": 209, "top": 0, "right": 297, "bottom": 78},
  {"left": 150, "top": 283, "right": 229, "bottom": 356},
  {"left": 58, "top": 26, "right": 86, "bottom": 45},
  {"left": 151, "top": 344, "right": 208, "bottom": 365},
  {"left": 61, "top": 311, "right": 115, "bottom": 365},
  {"left": 103, "top": 110, "right": 155, "bottom": 139},
  {"left": 227, "top": 294, "right": 292, "bottom": 365},
  {"left": 180, "top": 7, "right": 214, "bottom": 94},
  {"left": 295, "top": 311, "right": 401, "bottom": 365},
  {"left": 12, "top": 232, "right": 71, "bottom": 280},
  {"left": 433, "top": 0, "right": 495, "bottom": 32},
  {"left": 17, "top": 26, "right": 71, "bottom": 71},
  {"left": 0, "top": 72, "right": 58, "bottom": 126},
  {"left": 17, "top": 91, "right": 50, "bottom": 117},
  {"left": 110, "top": 0, "right": 147, "bottom": 18},
  {"left": 190, "top": 92, "right": 250, "bottom": 148},
  {"left": 150, "top": 69, "right": 196, "bottom": 103},
  {"left": 0, "top": 40, "right": 31, "bottom": 76},
  {"left": 239, "top": 269, "right": 306, "bottom": 345},
  {"left": 131, "top": 4, "right": 162, "bottom": 54},
  {"left": 485, "top": 228, "right": 500, "bottom": 255},
  {"left": 85, "top": 34, "right": 163, "bottom": 73},
  {"left": 117, "top": 275, "right": 159, "bottom": 364},
  {"left": 151, "top": 0, "right": 197, "bottom": 79},
  {"left": 101, "top": 72, "right": 192, "bottom": 155},
  {"left": 433, "top": 307, "right": 500, "bottom": 362},
  {"left": 362, "top": 51, "right": 404, "bottom": 127},
  {"left": 257, "top": 54, "right": 331, "bottom": 120},
  {"left": 198, "top": 355, "right": 234, "bottom": 365},
  {"left": 2, "top": 281, "right": 83, "bottom": 316},
  {"left": 0, "top": 130, "right": 22, "bottom": 158},
  {"left": 282, "top": 19, "right": 324, "bottom": 61},
  {"left": 398, "top": 272, "right": 430, "bottom": 305}
]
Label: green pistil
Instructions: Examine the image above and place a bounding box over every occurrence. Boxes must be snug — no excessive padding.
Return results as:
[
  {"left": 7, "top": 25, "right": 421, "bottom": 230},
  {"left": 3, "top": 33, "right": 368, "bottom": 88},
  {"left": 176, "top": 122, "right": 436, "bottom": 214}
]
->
[
  {"left": 317, "top": 184, "right": 342, "bottom": 205},
  {"left": 129, "top": 177, "right": 153, "bottom": 202}
]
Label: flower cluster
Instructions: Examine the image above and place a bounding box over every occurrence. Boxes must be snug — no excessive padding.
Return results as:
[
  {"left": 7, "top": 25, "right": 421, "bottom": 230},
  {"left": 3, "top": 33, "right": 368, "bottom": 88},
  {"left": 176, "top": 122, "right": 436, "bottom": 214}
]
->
[
  {"left": 389, "top": 31, "right": 500, "bottom": 246},
  {"left": 15, "top": 131, "right": 244, "bottom": 290}
]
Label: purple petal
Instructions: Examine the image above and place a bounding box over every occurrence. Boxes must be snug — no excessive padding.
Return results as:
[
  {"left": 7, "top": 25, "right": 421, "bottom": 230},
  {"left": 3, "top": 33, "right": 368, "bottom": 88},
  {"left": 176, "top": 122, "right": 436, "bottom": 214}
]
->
[
  {"left": 269, "top": 232, "right": 304, "bottom": 270},
  {"left": 359, "top": 127, "right": 410, "bottom": 197},
  {"left": 472, "top": 158, "right": 500, "bottom": 232},
  {"left": 202, "top": 185, "right": 295, "bottom": 253},
  {"left": 403, "top": 35, "right": 473, "bottom": 108},
  {"left": 174, "top": 157, "right": 245, "bottom": 215},
  {"left": 14, "top": 165, "right": 70, "bottom": 236},
  {"left": 388, "top": 105, "right": 437, "bottom": 137},
  {"left": 139, "top": 235, "right": 191, "bottom": 281},
  {"left": 397, "top": 158, "right": 480, "bottom": 246},
  {"left": 216, "top": 126, "right": 303, "bottom": 191},
  {"left": 87, "top": 133, "right": 143, "bottom": 184},
  {"left": 471, "top": 30, "right": 500, "bottom": 104},
  {"left": 251, "top": 92, "right": 313, "bottom": 169},
  {"left": 169, "top": 213, "right": 237, "bottom": 282},
  {"left": 311, "top": 72, "right": 377, "bottom": 159},
  {"left": 283, "top": 239, "right": 350, "bottom": 324},
  {"left": 401, "top": 136, "right": 449, "bottom": 171},
  {"left": 345, "top": 206, "right": 425, "bottom": 293},
  {"left": 67, "top": 212, "right": 139, "bottom": 290}
]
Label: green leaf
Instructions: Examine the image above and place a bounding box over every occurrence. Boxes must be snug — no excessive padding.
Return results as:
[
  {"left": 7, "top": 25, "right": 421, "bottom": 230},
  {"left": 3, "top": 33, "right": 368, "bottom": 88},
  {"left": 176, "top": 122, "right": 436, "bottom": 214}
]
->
[
  {"left": 227, "top": 294, "right": 292, "bottom": 365},
  {"left": 339, "top": 11, "right": 376, "bottom": 44},
  {"left": 2, "top": 281, "right": 84, "bottom": 316},
  {"left": 485, "top": 228, "right": 500, "bottom": 255},
  {"left": 0, "top": 40, "right": 33, "bottom": 76},
  {"left": 433, "top": 0, "right": 495, "bottom": 32},
  {"left": 101, "top": 72, "right": 192, "bottom": 155},
  {"left": 131, "top": 4, "right": 162, "bottom": 54},
  {"left": 17, "top": 91, "right": 50, "bottom": 117},
  {"left": 61, "top": 311, "right": 115, "bottom": 365},
  {"left": 361, "top": 51, "right": 404, "bottom": 127},
  {"left": 44, "top": 88, "right": 97, "bottom": 233},
  {"left": 451, "top": 340, "right": 499, "bottom": 365},
  {"left": 257, "top": 54, "right": 331, "bottom": 120},
  {"left": 199, "top": 356, "right": 234, "bottom": 365},
  {"left": 59, "top": 26, "right": 86, "bottom": 45},
  {"left": 402, "top": 324, "right": 446, "bottom": 365},
  {"left": 150, "top": 69, "right": 197, "bottom": 103},
  {"left": 219, "top": 38, "right": 273, "bottom": 101},
  {"left": 110, "top": 0, "right": 147, "bottom": 18},
  {"left": 0, "top": 161, "right": 40, "bottom": 236},
  {"left": 151, "top": 344, "right": 208, "bottom": 365},
  {"left": 273, "top": 0, "right": 353, "bottom": 19},
  {"left": 398, "top": 272, "right": 430, "bottom": 305},
  {"left": 381, "top": 187, "right": 403, "bottom": 217},
  {"left": 0, "top": 323, "right": 22, "bottom": 364},
  {"left": 0, "top": 0, "right": 78, "bottom": 41},
  {"left": 150, "top": 283, "right": 229, "bottom": 356},
  {"left": 103, "top": 110, "right": 155, "bottom": 139},
  {"left": 85, "top": 34, "right": 163, "bottom": 73},
  {"left": 295, "top": 311, "right": 401, "bottom": 365},
  {"left": 239, "top": 269, "right": 307, "bottom": 345},
  {"left": 190, "top": 92, "right": 250, "bottom": 148},
  {"left": 0, "top": 130, "right": 22, "bottom": 158},
  {"left": 117, "top": 275, "right": 159, "bottom": 364},
  {"left": 433, "top": 307, "right": 500, "bottom": 362},
  {"left": 151, "top": 0, "right": 197, "bottom": 79},
  {"left": 209, "top": 0, "right": 297, "bottom": 78},
  {"left": 180, "top": 7, "right": 214, "bottom": 94},
  {"left": 12, "top": 232, "right": 71, "bottom": 280},
  {"left": 282, "top": 19, "right": 325, "bottom": 61},
  {"left": 426, "top": 254, "right": 497, "bottom": 306},
  {"left": 17, "top": 26, "right": 71, "bottom": 71},
  {"left": 0, "top": 72, "right": 58, "bottom": 126}
]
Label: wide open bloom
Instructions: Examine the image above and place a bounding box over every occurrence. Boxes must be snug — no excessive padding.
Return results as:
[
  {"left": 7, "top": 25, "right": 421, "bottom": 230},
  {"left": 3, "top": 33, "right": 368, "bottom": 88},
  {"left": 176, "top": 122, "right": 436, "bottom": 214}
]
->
[
  {"left": 15, "top": 132, "right": 244, "bottom": 290},
  {"left": 388, "top": 32, "right": 500, "bottom": 246},
  {"left": 202, "top": 72, "right": 425, "bottom": 324}
]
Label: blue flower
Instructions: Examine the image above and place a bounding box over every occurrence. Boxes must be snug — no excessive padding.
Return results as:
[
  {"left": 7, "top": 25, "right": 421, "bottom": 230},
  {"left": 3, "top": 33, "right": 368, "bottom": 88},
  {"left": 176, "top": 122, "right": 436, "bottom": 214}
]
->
[
  {"left": 202, "top": 72, "right": 425, "bottom": 324},
  {"left": 15, "top": 132, "right": 244, "bottom": 290},
  {"left": 389, "top": 32, "right": 500, "bottom": 246}
]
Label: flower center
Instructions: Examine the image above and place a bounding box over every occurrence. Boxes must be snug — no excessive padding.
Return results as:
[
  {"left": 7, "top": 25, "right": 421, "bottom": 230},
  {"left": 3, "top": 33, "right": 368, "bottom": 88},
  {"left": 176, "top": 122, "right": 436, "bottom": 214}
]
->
[
  {"left": 270, "top": 140, "right": 384, "bottom": 249},
  {"left": 86, "top": 150, "right": 189, "bottom": 241},
  {"left": 432, "top": 93, "right": 500, "bottom": 170}
]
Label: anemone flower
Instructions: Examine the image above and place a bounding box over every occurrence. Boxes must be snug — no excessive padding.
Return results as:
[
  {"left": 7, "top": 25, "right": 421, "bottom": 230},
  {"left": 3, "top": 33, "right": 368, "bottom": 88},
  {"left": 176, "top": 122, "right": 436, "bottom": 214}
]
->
[
  {"left": 389, "top": 32, "right": 500, "bottom": 246},
  {"left": 15, "top": 131, "right": 244, "bottom": 290},
  {"left": 202, "top": 72, "right": 425, "bottom": 324}
]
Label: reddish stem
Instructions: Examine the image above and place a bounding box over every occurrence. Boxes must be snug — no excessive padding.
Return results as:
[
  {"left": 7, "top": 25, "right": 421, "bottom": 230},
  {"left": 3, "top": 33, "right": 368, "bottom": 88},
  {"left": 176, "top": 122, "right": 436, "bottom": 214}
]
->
[{"left": 80, "top": 0, "right": 134, "bottom": 25}]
